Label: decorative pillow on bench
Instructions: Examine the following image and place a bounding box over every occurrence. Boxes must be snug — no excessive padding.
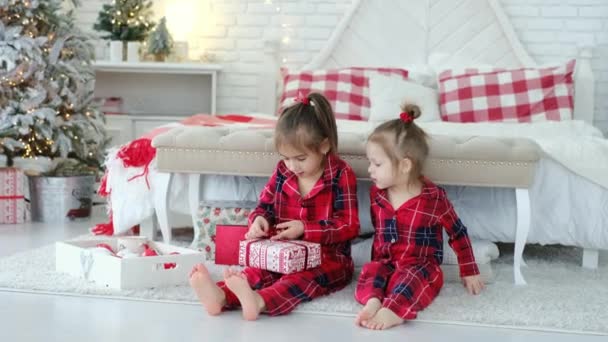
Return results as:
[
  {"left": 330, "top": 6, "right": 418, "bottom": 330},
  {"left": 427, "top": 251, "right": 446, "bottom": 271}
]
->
[{"left": 368, "top": 73, "right": 441, "bottom": 123}]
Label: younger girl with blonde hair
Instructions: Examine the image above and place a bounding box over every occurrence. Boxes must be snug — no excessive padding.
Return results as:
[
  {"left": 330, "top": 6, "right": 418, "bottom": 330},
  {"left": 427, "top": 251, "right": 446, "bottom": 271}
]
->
[{"left": 355, "top": 103, "right": 484, "bottom": 330}]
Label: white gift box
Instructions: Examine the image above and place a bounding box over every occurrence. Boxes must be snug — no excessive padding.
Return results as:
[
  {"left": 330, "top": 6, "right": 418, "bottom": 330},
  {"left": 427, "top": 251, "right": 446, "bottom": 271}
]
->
[{"left": 55, "top": 238, "right": 204, "bottom": 289}]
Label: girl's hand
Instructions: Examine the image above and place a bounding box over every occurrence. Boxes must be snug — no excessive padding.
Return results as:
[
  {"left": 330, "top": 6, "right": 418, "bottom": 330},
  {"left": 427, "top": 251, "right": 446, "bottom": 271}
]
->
[
  {"left": 245, "top": 216, "right": 270, "bottom": 240},
  {"left": 271, "top": 220, "right": 305, "bottom": 240},
  {"left": 462, "top": 274, "right": 484, "bottom": 295}
]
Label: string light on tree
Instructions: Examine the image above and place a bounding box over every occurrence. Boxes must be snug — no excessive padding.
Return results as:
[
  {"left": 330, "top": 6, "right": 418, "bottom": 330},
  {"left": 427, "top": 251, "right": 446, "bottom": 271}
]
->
[
  {"left": 0, "top": 0, "right": 108, "bottom": 168},
  {"left": 94, "top": 0, "right": 155, "bottom": 42},
  {"left": 264, "top": 0, "right": 291, "bottom": 66}
]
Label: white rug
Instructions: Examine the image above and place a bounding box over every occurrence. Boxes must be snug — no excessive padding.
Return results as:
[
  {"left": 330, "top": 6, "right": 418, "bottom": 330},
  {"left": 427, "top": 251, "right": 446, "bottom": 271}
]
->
[{"left": 0, "top": 239, "right": 606, "bottom": 334}]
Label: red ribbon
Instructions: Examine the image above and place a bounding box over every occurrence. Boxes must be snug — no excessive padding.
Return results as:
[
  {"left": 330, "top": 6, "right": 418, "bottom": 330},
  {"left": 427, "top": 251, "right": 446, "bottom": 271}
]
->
[
  {"left": 245, "top": 240, "right": 253, "bottom": 267},
  {"left": 0, "top": 195, "right": 24, "bottom": 200},
  {"left": 117, "top": 138, "right": 156, "bottom": 189},
  {"left": 294, "top": 92, "right": 310, "bottom": 105},
  {"left": 127, "top": 163, "right": 151, "bottom": 189},
  {"left": 400, "top": 112, "right": 413, "bottom": 123}
]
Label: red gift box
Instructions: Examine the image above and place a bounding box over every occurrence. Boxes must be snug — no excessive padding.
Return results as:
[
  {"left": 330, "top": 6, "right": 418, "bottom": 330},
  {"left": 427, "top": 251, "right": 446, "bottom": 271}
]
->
[
  {"left": 238, "top": 239, "right": 321, "bottom": 274},
  {"left": 0, "top": 168, "right": 28, "bottom": 224},
  {"left": 214, "top": 225, "right": 249, "bottom": 265}
]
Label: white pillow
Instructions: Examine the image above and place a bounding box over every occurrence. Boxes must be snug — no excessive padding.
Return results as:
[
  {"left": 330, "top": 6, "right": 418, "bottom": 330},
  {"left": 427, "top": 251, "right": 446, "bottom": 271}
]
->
[
  {"left": 442, "top": 238, "right": 500, "bottom": 265},
  {"left": 400, "top": 64, "right": 436, "bottom": 88},
  {"left": 368, "top": 73, "right": 441, "bottom": 123}
]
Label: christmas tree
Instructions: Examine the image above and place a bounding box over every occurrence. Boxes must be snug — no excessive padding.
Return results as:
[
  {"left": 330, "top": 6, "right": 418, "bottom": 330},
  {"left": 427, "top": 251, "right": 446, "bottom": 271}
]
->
[
  {"left": 147, "top": 16, "right": 172, "bottom": 61},
  {"left": 0, "top": 0, "right": 108, "bottom": 170},
  {"left": 93, "top": 0, "right": 154, "bottom": 42}
]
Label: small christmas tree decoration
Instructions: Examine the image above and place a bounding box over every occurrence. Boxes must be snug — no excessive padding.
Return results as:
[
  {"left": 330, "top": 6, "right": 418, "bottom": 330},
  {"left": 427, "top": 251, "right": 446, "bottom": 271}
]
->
[
  {"left": 147, "top": 17, "right": 173, "bottom": 62},
  {"left": 93, "top": 0, "right": 155, "bottom": 42}
]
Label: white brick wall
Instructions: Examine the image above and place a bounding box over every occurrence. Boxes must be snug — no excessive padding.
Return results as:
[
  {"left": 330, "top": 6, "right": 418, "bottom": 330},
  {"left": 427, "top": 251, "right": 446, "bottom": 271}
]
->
[
  {"left": 77, "top": 0, "right": 607, "bottom": 134},
  {"left": 502, "top": 0, "right": 608, "bottom": 133}
]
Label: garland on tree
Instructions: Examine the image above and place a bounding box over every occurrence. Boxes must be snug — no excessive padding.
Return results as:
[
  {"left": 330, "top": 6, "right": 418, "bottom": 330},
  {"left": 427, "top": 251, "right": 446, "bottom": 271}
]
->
[{"left": 0, "top": 0, "right": 108, "bottom": 170}]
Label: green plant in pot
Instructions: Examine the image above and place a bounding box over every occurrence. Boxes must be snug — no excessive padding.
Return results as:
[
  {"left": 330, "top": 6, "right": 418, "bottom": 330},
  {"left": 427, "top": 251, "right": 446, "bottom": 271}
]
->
[{"left": 93, "top": 0, "right": 155, "bottom": 60}]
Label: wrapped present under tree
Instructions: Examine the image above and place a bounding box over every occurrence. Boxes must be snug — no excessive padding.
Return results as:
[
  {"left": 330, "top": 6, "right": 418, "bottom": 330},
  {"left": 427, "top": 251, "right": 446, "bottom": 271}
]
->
[{"left": 0, "top": 168, "right": 28, "bottom": 224}]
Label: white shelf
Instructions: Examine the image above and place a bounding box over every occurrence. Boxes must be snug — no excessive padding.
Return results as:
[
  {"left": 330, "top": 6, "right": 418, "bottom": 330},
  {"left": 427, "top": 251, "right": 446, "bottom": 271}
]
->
[
  {"left": 95, "top": 61, "right": 221, "bottom": 147},
  {"left": 93, "top": 61, "right": 222, "bottom": 75}
]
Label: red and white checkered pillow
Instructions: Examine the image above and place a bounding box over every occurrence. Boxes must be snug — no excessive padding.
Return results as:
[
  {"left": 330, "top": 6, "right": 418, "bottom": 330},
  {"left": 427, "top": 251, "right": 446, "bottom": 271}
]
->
[
  {"left": 279, "top": 67, "right": 409, "bottom": 121},
  {"left": 438, "top": 59, "right": 576, "bottom": 123}
]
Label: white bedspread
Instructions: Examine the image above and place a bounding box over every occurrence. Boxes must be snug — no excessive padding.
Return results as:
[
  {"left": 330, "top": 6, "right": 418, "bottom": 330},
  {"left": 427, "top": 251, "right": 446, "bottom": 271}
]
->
[{"left": 418, "top": 120, "right": 608, "bottom": 190}]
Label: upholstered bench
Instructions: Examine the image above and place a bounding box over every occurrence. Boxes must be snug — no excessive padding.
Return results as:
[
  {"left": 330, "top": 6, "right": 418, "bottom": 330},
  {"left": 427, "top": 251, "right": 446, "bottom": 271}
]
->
[{"left": 150, "top": 126, "right": 540, "bottom": 285}]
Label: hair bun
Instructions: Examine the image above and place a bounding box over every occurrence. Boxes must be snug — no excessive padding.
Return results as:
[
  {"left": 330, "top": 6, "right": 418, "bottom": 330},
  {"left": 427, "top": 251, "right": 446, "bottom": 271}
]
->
[{"left": 401, "top": 103, "right": 421, "bottom": 120}]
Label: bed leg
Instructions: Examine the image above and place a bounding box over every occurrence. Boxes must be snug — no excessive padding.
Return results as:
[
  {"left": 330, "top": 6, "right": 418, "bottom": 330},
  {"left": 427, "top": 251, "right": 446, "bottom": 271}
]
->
[
  {"left": 139, "top": 215, "right": 157, "bottom": 241},
  {"left": 514, "top": 188, "right": 531, "bottom": 285},
  {"left": 188, "top": 174, "right": 201, "bottom": 248},
  {"left": 582, "top": 249, "right": 599, "bottom": 269},
  {"left": 154, "top": 172, "right": 173, "bottom": 243}
]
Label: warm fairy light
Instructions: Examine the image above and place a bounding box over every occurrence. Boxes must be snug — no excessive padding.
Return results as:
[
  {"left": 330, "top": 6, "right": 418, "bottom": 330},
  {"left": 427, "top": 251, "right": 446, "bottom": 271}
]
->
[{"left": 265, "top": 0, "right": 289, "bottom": 65}]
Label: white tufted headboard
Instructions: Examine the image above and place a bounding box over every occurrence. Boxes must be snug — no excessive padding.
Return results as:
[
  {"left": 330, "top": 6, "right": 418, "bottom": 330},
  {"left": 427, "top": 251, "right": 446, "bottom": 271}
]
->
[{"left": 258, "top": 0, "right": 595, "bottom": 125}]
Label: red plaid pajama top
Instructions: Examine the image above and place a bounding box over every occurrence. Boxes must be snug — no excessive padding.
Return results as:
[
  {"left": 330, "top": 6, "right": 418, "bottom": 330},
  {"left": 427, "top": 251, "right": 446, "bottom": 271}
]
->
[
  {"left": 217, "top": 153, "right": 360, "bottom": 315},
  {"left": 355, "top": 178, "right": 479, "bottom": 319}
]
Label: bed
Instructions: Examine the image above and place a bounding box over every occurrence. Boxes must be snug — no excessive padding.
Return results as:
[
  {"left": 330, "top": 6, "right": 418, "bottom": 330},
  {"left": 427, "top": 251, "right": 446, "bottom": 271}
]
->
[{"left": 99, "top": 0, "right": 607, "bottom": 283}]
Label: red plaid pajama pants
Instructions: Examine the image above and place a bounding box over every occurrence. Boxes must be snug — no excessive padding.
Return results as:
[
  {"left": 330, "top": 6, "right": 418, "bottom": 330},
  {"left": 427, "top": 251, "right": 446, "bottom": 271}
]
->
[
  {"left": 218, "top": 258, "right": 353, "bottom": 316},
  {"left": 354, "top": 260, "right": 444, "bottom": 320}
]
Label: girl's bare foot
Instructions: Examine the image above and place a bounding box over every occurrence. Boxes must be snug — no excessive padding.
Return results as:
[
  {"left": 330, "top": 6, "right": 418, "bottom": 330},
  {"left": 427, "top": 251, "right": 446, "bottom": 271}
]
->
[
  {"left": 223, "top": 267, "right": 242, "bottom": 279},
  {"left": 355, "top": 298, "right": 382, "bottom": 326},
  {"left": 224, "top": 269, "right": 266, "bottom": 321},
  {"left": 189, "top": 264, "right": 225, "bottom": 315},
  {"left": 363, "top": 308, "right": 404, "bottom": 330}
]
